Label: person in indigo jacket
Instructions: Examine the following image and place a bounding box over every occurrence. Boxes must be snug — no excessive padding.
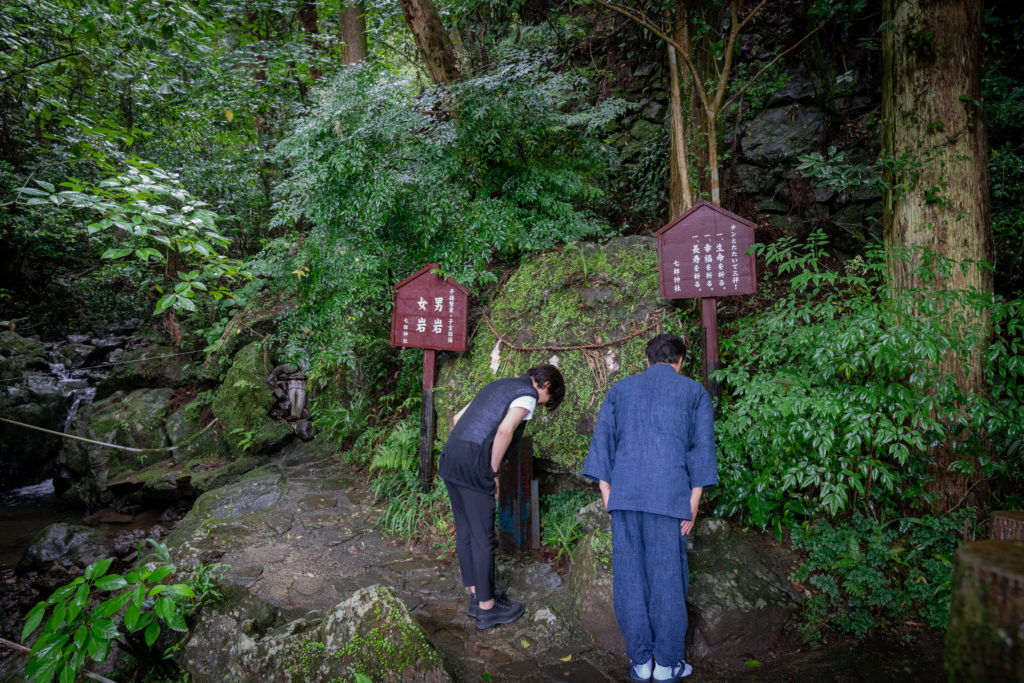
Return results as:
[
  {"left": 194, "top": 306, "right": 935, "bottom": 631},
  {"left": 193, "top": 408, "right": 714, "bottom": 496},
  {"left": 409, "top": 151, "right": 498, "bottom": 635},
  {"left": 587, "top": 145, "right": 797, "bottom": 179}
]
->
[
  {"left": 581, "top": 333, "right": 717, "bottom": 683},
  {"left": 439, "top": 363, "right": 564, "bottom": 629}
]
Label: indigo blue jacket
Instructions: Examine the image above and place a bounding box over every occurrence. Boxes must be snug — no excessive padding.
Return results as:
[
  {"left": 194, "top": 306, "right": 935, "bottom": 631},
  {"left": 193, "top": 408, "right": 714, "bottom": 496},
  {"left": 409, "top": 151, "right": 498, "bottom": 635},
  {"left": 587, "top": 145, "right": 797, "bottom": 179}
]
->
[{"left": 581, "top": 363, "right": 717, "bottom": 519}]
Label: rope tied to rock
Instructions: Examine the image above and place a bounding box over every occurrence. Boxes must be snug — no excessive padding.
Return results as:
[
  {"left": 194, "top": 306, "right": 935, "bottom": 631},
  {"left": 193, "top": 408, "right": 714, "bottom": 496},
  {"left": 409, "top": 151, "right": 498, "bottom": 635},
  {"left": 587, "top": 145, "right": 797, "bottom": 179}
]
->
[
  {"left": 0, "top": 416, "right": 219, "bottom": 453},
  {"left": 482, "top": 313, "right": 665, "bottom": 352}
]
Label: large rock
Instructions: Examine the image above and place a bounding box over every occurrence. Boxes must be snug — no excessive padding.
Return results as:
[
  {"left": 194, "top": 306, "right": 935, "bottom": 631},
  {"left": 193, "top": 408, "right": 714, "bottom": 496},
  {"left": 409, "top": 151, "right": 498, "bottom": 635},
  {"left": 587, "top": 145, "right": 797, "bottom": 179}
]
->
[
  {"left": 686, "top": 518, "right": 802, "bottom": 667},
  {"left": 569, "top": 513, "right": 621, "bottom": 655},
  {"left": 568, "top": 511, "right": 802, "bottom": 669},
  {"left": 55, "top": 388, "right": 174, "bottom": 508},
  {"left": 178, "top": 584, "right": 449, "bottom": 682},
  {"left": 741, "top": 104, "right": 824, "bottom": 167},
  {"left": 17, "top": 523, "right": 114, "bottom": 573},
  {"left": 436, "top": 237, "right": 680, "bottom": 473},
  {"left": 0, "top": 330, "right": 47, "bottom": 377},
  {"left": 94, "top": 343, "right": 199, "bottom": 400},
  {"left": 211, "top": 342, "right": 293, "bottom": 458}
]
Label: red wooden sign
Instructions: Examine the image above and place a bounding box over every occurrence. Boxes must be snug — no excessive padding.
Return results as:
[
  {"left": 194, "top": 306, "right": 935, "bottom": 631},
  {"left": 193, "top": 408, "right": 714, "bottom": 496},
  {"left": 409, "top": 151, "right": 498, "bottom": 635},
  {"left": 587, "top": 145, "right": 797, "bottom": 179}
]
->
[
  {"left": 655, "top": 199, "right": 757, "bottom": 299},
  {"left": 390, "top": 264, "right": 469, "bottom": 352}
]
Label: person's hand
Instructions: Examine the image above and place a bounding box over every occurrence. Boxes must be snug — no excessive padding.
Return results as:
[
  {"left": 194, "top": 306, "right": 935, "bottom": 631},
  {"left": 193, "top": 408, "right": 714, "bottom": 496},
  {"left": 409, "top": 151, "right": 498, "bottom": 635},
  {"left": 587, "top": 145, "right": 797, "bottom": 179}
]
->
[
  {"left": 681, "top": 519, "right": 693, "bottom": 536},
  {"left": 494, "top": 473, "right": 500, "bottom": 501}
]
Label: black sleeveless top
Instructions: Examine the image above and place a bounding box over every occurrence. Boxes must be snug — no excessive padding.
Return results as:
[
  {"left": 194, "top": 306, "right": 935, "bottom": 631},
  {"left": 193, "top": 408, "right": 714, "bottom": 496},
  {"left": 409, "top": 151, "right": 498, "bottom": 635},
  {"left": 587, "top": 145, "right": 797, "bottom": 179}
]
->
[{"left": 439, "top": 375, "right": 538, "bottom": 492}]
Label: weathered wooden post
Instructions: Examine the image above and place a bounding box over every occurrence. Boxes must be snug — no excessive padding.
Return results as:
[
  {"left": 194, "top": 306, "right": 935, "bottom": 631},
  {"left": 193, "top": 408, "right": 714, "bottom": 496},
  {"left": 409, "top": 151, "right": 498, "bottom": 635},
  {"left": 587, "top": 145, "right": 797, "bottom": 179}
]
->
[
  {"left": 945, "top": 537, "right": 1024, "bottom": 682},
  {"left": 655, "top": 200, "right": 757, "bottom": 403},
  {"left": 991, "top": 510, "right": 1024, "bottom": 541},
  {"left": 389, "top": 264, "right": 469, "bottom": 492},
  {"left": 497, "top": 436, "right": 534, "bottom": 553}
]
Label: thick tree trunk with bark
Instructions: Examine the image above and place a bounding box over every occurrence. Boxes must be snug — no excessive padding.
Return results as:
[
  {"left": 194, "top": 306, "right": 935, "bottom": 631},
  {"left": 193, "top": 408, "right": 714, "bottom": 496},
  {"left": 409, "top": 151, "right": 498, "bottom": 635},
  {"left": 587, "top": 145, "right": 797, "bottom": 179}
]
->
[
  {"left": 882, "top": 0, "right": 992, "bottom": 509},
  {"left": 667, "top": 10, "right": 693, "bottom": 218},
  {"left": 399, "top": 0, "right": 460, "bottom": 84},
  {"left": 341, "top": 2, "right": 368, "bottom": 65}
]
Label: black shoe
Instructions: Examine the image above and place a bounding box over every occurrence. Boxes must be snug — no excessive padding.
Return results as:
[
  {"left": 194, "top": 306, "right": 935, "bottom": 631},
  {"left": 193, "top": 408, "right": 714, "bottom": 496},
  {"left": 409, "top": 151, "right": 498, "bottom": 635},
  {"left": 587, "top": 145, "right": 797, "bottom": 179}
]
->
[
  {"left": 467, "top": 588, "right": 507, "bottom": 618},
  {"left": 474, "top": 597, "right": 524, "bottom": 629}
]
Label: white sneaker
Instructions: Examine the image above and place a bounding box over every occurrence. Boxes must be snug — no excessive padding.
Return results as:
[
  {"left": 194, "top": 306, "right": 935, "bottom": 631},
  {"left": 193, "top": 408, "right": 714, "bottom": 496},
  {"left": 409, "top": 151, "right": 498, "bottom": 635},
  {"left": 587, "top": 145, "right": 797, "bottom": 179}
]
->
[
  {"left": 653, "top": 660, "right": 692, "bottom": 682},
  {"left": 630, "top": 657, "right": 653, "bottom": 681}
]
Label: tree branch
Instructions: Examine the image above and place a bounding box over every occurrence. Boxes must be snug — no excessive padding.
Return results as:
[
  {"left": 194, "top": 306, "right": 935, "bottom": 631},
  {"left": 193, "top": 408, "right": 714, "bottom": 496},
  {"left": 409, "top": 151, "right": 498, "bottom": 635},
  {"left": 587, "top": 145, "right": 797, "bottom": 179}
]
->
[
  {"left": 723, "top": 18, "right": 831, "bottom": 111},
  {"left": 0, "top": 52, "right": 80, "bottom": 83},
  {"left": 590, "top": 0, "right": 712, "bottom": 117}
]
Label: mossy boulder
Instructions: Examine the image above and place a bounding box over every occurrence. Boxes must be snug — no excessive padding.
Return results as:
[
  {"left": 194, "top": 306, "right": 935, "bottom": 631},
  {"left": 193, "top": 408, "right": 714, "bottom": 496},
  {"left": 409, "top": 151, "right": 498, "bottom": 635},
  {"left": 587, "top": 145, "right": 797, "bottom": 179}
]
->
[
  {"left": 0, "top": 330, "right": 47, "bottom": 377},
  {"left": 55, "top": 388, "right": 174, "bottom": 509},
  {"left": 165, "top": 400, "right": 221, "bottom": 464},
  {"left": 94, "top": 344, "right": 200, "bottom": 400},
  {"left": 211, "top": 342, "right": 293, "bottom": 458},
  {"left": 179, "top": 585, "right": 449, "bottom": 682},
  {"left": 436, "top": 236, "right": 698, "bottom": 473}
]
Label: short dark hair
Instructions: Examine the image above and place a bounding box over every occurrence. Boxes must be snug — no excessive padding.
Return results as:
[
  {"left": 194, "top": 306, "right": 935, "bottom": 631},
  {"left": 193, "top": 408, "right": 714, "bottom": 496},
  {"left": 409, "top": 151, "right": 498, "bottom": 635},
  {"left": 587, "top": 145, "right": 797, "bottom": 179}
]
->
[
  {"left": 645, "top": 333, "right": 686, "bottom": 366},
  {"left": 528, "top": 364, "right": 565, "bottom": 411}
]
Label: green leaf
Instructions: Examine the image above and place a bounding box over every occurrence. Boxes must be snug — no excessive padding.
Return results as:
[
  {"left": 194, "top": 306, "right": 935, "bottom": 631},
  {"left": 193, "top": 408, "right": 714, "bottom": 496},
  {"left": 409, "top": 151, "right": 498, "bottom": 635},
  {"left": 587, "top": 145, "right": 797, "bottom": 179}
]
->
[
  {"left": 34, "top": 179, "right": 55, "bottom": 193},
  {"left": 90, "top": 618, "right": 119, "bottom": 642},
  {"left": 87, "top": 634, "right": 109, "bottom": 662},
  {"left": 167, "top": 584, "right": 196, "bottom": 599},
  {"left": 94, "top": 574, "right": 128, "bottom": 592},
  {"left": 144, "top": 621, "right": 160, "bottom": 648},
  {"left": 124, "top": 603, "right": 142, "bottom": 631},
  {"left": 154, "top": 597, "right": 175, "bottom": 623},
  {"left": 73, "top": 625, "right": 88, "bottom": 648},
  {"left": 100, "top": 248, "right": 134, "bottom": 260},
  {"left": 22, "top": 603, "right": 47, "bottom": 641},
  {"left": 148, "top": 565, "right": 175, "bottom": 583}
]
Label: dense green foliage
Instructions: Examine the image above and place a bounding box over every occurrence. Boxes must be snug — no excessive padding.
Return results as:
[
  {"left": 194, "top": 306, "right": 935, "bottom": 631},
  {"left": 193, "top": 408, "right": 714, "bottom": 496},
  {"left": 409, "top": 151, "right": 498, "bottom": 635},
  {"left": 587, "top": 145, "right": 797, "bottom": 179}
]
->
[
  {"left": 715, "top": 233, "right": 1024, "bottom": 534},
  {"left": 540, "top": 488, "right": 597, "bottom": 564},
  {"left": 271, "top": 54, "right": 625, "bottom": 378},
  {"left": 791, "top": 512, "right": 972, "bottom": 643},
  {"left": 21, "top": 542, "right": 222, "bottom": 683}
]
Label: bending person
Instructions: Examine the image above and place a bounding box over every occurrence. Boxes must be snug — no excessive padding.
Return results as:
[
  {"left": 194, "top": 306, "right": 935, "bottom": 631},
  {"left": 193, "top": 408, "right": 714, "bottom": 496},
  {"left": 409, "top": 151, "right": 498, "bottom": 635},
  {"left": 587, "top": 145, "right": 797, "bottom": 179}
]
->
[{"left": 439, "top": 363, "right": 565, "bottom": 629}]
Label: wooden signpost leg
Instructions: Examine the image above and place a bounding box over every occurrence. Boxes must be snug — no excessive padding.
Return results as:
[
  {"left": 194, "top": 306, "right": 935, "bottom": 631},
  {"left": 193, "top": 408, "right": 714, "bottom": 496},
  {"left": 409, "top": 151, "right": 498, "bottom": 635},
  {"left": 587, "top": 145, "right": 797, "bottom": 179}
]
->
[
  {"left": 701, "top": 297, "right": 721, "bottom": 410},
  {"left": 419, "top": 349, "right": 437, "bottom": 492}
]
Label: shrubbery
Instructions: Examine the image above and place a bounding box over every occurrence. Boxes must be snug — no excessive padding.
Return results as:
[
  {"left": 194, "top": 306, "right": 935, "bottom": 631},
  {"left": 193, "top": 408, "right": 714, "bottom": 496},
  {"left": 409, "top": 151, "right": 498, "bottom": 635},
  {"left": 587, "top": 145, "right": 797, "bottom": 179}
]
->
[{"left": 712, "top": 232, "right": 1023, "bottom": 639}]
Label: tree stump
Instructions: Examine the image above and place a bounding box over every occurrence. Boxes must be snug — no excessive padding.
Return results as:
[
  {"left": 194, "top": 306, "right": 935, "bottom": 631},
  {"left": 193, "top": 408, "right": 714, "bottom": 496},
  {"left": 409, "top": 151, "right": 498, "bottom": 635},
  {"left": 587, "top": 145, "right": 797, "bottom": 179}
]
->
[
  {"left": 945, "top": 540, "right": 1024, "bottom": 682},
  {"left": 990, "top": 511, "right": 1024, "bottom": 541}
]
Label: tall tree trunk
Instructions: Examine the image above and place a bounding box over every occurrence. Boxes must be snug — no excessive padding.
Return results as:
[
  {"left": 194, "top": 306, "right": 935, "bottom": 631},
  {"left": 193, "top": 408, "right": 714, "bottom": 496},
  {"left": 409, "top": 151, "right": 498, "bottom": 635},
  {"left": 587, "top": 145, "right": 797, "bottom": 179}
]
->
[
  {"left": 667, "top": 9, "right": 693, "bottom": 218},
  {"left": 298, "top": 0, "right": 323, "bottom": 79},
  {"left": 882, "top": 0, "right": 992, "bottom": 509},
  {"left": 341, "top": 2, "right": 368, "bottom": 64},
  {"left": 399, "top": 0, "right": 461, "bottom": 84}
]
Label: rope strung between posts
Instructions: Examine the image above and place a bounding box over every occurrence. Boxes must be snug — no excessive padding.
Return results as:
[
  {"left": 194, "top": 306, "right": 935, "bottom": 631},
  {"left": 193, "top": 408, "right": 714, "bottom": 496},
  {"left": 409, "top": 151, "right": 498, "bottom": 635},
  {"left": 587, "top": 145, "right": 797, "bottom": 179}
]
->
[
  {"left": 0, "top": 416, "right": 219, "bottom": 453},
  {"left": 482, "top": 313, "right": 664, "bottom": 352},
  {"left": 0, "top": 350, "right": 200, "bottom": 383}
]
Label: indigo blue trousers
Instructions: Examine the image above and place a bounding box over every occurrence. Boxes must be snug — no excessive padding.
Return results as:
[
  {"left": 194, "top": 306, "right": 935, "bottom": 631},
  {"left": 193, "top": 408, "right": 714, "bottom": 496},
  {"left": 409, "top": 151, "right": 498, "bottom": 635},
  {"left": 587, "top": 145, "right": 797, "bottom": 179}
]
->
[
  {"left": 611, "top": 510, "right": 690, "bottom": 665},
  {"left": 444, "top": 480, "right": 497, "bottom": 602}
]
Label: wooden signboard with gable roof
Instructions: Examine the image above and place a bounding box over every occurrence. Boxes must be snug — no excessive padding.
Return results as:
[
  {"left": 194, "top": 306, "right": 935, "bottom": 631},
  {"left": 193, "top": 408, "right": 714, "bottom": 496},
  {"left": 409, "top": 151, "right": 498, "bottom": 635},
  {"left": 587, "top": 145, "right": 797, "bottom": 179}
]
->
[
  {"left": 655, "top": 200, "right": 757, "bottom": 400},
  {"left": 390, "top": 264, "right": 470, "bottom": 490}
]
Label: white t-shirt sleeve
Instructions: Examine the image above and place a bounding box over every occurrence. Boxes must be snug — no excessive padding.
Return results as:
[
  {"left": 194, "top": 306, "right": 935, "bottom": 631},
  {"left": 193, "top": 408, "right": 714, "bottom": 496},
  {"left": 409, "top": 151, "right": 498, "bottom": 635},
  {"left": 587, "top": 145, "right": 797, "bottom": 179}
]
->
[{"left": 509, "top": 395, "right": 538, "bottom": 421}]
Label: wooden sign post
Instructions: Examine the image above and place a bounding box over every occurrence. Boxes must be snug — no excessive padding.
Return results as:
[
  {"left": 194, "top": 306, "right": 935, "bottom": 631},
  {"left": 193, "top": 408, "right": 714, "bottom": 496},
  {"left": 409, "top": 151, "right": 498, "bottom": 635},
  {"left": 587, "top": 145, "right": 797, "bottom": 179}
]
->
[
  {"left": 655, "top": 200, "right": 757, "bottom": 403},
  {"left": 390, "top": 264, "right": 469, "bottom": 491}
]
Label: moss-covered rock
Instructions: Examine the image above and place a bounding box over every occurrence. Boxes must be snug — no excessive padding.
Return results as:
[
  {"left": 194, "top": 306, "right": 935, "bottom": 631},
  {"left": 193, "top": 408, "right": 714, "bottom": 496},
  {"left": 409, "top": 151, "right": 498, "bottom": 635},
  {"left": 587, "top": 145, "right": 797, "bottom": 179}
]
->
[
  {"left": 179, "top": 585, "right": 449, "bottom": 682},
  {"left": 165, "top": 400, "right": 221, "bottom": 464},
  {"left": 211, "top": 342, "right": 293, "bottom": 458},
  {"left": 94, "top": 344, "right": 200, "bottom": 400},
  {"left": 436, "top": 236, "right": 699, "bottom": 473},
  {"left": 56, "top": 388, "right": 174, "bottom": 508}
]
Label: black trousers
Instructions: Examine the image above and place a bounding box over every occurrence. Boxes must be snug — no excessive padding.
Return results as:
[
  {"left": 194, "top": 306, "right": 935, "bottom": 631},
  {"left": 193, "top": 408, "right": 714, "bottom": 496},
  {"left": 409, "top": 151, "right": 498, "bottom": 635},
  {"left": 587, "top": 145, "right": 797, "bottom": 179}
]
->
[{"left": 444, "top": 479, "right": 496, "bottom": 601}]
